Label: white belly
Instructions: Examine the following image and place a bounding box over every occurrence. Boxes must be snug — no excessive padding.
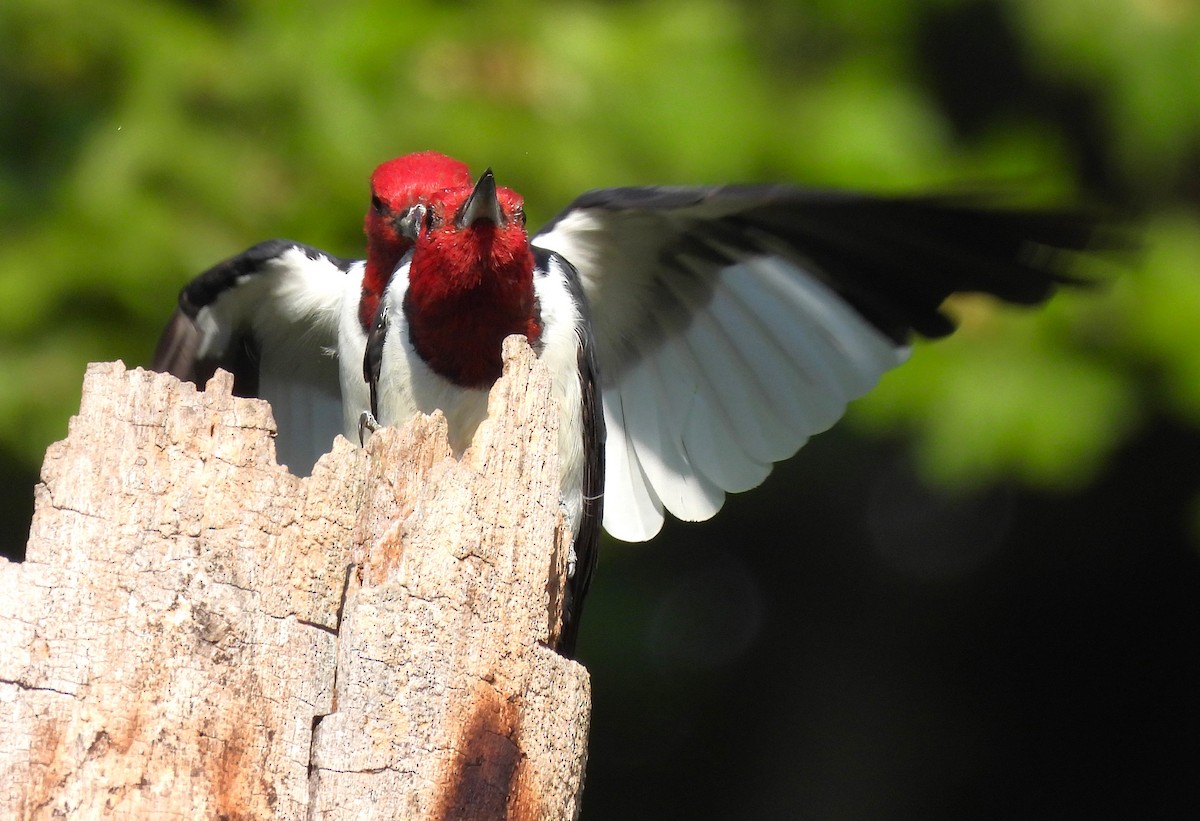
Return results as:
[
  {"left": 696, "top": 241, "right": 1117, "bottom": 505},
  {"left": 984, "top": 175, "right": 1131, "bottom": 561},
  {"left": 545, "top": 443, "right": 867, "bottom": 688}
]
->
[
  {"left": 377, "top": 337, "right": 491, "bottom": 453},
  {"left": 367, "top": 260, "right": 589, "bottom": 534}
]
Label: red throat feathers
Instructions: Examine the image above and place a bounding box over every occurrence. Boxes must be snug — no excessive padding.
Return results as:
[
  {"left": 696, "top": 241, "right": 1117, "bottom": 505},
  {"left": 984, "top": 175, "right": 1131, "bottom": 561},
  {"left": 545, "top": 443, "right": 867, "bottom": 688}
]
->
[{"left": 402, "top": 175, "right": 542, "bottom": 388}]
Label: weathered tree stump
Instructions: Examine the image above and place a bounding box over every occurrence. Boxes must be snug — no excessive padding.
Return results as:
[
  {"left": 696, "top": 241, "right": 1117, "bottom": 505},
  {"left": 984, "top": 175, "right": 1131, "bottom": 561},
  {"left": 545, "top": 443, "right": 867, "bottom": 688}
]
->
[{"left": 0, "top": 337, "right": 590, "bottom": 819}]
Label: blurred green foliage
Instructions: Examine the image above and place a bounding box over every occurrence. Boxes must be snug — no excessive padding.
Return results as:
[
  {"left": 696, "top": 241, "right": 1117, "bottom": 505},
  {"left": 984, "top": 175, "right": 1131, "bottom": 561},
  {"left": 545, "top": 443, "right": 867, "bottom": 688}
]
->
[
  {"left": 1, "top": 0, "right": 1198, "bottom": 505},
  {"left": 3, "top": 1, "right": 1199, "bottom": 815}
]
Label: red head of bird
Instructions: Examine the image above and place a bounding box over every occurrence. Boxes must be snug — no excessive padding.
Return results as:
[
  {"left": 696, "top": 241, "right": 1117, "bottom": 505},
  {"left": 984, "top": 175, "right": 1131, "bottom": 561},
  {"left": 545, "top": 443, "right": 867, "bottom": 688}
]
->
[
  {"left": 360, "top": 152, "right": 472, "bottom": 330},
  {"left": 401, "top": 168, "right": 541, "bottom": 387}
]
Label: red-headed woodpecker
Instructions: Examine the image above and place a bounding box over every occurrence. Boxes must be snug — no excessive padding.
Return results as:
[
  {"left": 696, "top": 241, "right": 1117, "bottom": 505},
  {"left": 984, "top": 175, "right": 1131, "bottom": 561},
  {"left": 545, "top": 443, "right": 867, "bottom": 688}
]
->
[
  {"left": 154, "top": 151, "right": 471, "bottom": 471},
  {"left": 154, "top": 153, "right": 1103, "bottom": 654}
]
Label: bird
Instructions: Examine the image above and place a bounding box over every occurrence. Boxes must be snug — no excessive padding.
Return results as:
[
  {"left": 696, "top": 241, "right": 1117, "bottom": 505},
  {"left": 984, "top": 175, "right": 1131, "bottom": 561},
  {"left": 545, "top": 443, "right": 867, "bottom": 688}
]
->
[
  {"left": 358, "top": 170, "right": 604, "bottom": 655},
  {"left": 153, "top": 151, "right": 472, "bottom": 472},
  {"left": 154, "top": 152, "right": 1106, "bottom": 654}
]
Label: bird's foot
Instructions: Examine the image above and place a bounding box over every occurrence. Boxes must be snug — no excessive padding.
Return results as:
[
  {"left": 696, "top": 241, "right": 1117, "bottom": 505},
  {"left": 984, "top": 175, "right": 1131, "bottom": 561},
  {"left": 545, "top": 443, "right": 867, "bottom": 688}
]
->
[{"left": 358, "top": 411, "right": 381, "bottom": 446}]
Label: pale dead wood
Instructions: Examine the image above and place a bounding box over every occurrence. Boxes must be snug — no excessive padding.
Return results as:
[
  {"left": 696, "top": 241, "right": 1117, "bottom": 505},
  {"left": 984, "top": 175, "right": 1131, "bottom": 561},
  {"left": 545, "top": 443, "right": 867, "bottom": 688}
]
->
[{"left": 0, "top": 337, "right": 590, "bottom": 820}]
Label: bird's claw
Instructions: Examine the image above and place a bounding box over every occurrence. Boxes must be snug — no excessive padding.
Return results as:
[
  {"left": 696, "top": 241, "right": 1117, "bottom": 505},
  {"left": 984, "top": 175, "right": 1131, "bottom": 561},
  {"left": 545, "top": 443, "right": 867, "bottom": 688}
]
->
[{"left": 358, "top": 411, "right": 380, "bottom": 446}]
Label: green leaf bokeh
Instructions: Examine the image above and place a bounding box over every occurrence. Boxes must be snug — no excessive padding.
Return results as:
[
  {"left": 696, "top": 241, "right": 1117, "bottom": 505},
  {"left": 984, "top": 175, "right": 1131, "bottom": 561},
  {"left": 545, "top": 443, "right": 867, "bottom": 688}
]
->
[
  {"left": 3, "top": 0, "right": 1196, "bottom": 493},
  {"left": 3, "top": 0, "right": 1199, "bottom": 816}
]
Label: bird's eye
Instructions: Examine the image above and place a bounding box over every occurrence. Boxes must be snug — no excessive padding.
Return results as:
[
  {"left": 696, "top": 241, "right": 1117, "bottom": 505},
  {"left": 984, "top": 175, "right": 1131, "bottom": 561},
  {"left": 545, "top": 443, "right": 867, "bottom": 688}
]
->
[
  {"left": 513, "top": 206, "right": 526, "bottom": 227},
  {"left": 371, "top": 194, "right": 386, "bottom": 213},
  {"left": 424, "top": 208, "right": 438, "bottom": 232}
]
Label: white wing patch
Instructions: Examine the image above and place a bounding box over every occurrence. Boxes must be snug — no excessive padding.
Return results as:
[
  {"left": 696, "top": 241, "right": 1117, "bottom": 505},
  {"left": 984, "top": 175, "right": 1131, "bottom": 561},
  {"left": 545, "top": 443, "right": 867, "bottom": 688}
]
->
[
  {"left": 260, "top": 364, "right": 344, "bottom": 474},
  {"left": 193, "top": 246, "right": 353, "bottom": 476},
  {"left": 601, "top": 255, "right": 905, "bottom": 542},
  {"left": 600, "top": 391, "right": 667, "bottom": 542}
]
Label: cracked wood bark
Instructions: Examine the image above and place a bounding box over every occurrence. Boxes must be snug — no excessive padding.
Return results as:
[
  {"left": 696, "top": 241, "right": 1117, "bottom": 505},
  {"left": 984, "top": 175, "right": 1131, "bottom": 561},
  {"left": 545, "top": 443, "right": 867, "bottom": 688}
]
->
[{"left": 0, "top": 336, "right": 590, "bottom": 820}]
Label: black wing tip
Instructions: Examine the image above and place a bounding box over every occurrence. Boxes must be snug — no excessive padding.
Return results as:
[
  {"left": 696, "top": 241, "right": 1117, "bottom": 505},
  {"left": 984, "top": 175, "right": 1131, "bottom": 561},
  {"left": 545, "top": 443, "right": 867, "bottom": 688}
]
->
[
  {"left": 911, "top": 205, "right": 1138, "bottom": 339},
  {"left": 151, "top": 309, "right": 203, "bottom": 376},
  {"left": 159, "top": 238, "right": 337, "bottom": 394},
  {"left": 177, "top": 239, "right": 343, "bottom": 316},
  {"left": 802, "top": 196, "right": 1133, "bottom": 340},
  {"left": 1000, "top": 203, "right": 1139, "bottom": 288}
]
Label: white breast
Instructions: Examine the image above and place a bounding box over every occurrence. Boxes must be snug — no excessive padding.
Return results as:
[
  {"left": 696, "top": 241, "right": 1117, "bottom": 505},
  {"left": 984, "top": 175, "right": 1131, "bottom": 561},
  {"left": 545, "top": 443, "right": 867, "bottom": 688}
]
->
[
  {"left": 371, "top": 263, "right": 492, "bottom": 454},
  {"left": 369, "top": 256, "right": 589, "bottom": 530}
]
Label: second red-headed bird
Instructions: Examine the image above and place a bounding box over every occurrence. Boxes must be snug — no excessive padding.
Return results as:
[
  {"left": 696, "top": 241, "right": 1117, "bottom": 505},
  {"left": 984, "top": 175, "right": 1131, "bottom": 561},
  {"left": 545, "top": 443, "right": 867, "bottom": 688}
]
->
[{"left": 155, "top": 152, "right": 1104, "bottom": 653}]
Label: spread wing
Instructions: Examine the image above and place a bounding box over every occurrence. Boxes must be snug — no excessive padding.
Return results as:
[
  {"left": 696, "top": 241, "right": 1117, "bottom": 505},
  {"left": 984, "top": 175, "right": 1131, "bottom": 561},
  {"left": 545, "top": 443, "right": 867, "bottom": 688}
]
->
[
  {"left": 152, "top": 239, "right": 358, "bottom": 475},
  {"left": 533, "top": 186, "right": 1101, "bottom": 542}
]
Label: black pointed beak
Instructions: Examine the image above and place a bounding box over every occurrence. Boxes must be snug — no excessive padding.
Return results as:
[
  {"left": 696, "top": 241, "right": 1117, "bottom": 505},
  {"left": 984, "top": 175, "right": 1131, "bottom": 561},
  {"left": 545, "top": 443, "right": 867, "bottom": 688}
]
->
[{"left": 457, "top": 169, "right": 504, "bottom": 228}]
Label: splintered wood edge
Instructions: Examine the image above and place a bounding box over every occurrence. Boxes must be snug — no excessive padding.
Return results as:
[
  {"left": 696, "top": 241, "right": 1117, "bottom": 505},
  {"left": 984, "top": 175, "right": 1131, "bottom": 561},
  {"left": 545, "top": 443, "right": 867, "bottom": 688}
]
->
[{"left": 0, "top": 345, "right": 589, "bottom": 821}]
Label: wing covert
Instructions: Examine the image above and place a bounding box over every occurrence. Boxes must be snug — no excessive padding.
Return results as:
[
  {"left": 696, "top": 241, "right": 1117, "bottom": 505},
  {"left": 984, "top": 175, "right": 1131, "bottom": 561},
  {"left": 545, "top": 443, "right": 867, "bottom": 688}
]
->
[
  {"left": 534, "top": 187, "right": 1103, "bottom": 541},
  {"left": 151, "top": 240, "right": 356, "bottom": 475}
]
